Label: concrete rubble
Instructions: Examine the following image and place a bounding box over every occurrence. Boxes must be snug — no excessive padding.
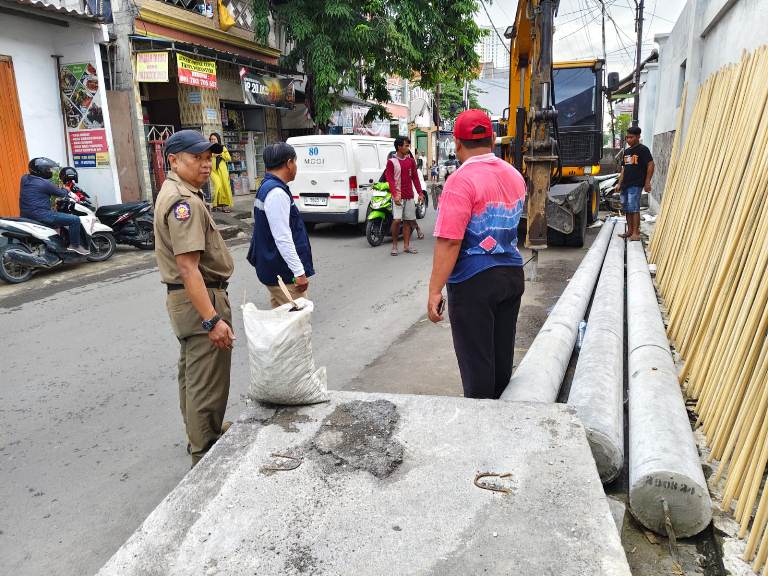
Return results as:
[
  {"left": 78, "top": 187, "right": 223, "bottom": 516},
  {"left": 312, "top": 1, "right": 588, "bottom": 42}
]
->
[{"left": 98, "top": 391, "right": 631, "bottom": 576}]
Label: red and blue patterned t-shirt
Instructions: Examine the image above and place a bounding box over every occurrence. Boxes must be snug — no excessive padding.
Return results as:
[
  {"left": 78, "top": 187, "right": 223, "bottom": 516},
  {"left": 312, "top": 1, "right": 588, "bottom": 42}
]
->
[{"left": 434, "top": 153, "right": 526, "bottom": 283}]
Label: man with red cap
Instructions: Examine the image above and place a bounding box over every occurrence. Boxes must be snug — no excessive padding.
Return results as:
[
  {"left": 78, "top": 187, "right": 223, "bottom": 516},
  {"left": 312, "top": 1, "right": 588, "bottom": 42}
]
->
[{"left": 427, "top": 109, "right": 526, "bottom": 399}]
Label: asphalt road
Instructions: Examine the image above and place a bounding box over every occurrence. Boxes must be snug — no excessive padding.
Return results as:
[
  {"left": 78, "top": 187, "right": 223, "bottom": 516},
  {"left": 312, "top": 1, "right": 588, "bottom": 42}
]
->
[{"left": 0, "top": 210, "right": 595, "bottom": 575}]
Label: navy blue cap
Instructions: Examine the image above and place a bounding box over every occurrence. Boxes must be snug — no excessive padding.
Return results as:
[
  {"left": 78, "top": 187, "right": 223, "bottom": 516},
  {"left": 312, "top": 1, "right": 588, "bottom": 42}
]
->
[{"left": 165, "top": 130, "right": 223, "bottom": 155}]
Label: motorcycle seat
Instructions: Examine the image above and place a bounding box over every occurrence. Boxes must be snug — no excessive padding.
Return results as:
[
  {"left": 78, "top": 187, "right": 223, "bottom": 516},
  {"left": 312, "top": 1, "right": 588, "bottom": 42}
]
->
[
  {"left": 1, "top": 216, "right": 51, "bottom": 226},
  {"left": 96, "top": 202, "right": 148, "bottom": 217}
]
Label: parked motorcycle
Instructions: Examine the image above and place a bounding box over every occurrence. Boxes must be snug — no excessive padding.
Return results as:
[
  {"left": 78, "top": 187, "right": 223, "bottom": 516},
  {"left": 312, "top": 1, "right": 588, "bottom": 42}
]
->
[
  {"left": 62, "top": 167, "right": 155, "bottom": 250},
  {"left": 365, "top": 183, "right": 428, "bottom": 247},
  {"left": 366, "top": 183, "right": 393, "bottom": 247},
  {"left": 0, "top": 196, "right": 116, "bottom": 284}
]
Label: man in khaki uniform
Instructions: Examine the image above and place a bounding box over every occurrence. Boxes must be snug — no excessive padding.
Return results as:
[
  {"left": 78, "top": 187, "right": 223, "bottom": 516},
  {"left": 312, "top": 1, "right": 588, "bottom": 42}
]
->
[{"left": 154, "top": 130, "right": 235, "bottom": 466}]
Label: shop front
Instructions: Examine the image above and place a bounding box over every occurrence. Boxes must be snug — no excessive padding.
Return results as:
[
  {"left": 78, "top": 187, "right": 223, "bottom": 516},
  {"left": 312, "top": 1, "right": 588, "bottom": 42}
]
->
[{"left": 132, "top": 37, "right": 296, "bottom": 195}]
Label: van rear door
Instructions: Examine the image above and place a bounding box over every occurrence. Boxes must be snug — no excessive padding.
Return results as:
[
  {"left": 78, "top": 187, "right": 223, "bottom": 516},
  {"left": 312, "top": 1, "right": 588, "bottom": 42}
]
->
[
  {"left": 355, "top": 142, "right": 382, "bottom": 220},
  {"left": 292, "top": 144, "right": 349, "bottom": 213}
]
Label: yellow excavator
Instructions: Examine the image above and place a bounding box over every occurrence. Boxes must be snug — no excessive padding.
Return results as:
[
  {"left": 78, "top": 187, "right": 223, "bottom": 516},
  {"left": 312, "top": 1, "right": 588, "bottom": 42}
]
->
[{"left": 500, "top": 0, "right": 615, "bottom": 252}]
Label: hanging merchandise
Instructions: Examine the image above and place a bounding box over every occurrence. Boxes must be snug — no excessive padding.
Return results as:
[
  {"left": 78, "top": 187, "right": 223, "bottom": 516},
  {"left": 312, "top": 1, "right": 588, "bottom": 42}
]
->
[{"left": 217, "top": 0, "right": 235, "bottom": 31}]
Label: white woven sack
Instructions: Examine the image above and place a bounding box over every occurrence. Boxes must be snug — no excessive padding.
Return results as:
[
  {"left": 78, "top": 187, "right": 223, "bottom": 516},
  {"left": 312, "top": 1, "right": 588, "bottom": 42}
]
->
[{"left": 242, "top": 298, "right": 328, "bottom": 405}]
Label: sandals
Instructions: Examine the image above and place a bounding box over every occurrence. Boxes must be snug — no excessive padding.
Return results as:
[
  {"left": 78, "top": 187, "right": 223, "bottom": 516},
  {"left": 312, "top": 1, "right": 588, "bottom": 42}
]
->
[
  {"left": 403, "top": 247, "right": 418, "bottom": 254},
  {"left": 416, "top": 230, "right": 425, "bottom": 240},
  {"left": 391, "top": 249, "right": 399, "bottom": 256}
]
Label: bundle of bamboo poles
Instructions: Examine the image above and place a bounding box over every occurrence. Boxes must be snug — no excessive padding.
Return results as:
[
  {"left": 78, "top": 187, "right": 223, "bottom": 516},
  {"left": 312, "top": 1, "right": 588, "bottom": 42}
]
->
[{"left": 648, "top": 45, "right": 768, "bottom": 571}]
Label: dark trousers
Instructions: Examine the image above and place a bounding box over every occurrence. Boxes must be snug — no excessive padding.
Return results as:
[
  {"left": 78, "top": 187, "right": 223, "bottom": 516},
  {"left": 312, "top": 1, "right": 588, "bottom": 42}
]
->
[
  {"left": 447, "top": 265, "right": 525, "bottom": 399},
  {"left": 35, "top": 212, "right": 83, "bottom": 247}
]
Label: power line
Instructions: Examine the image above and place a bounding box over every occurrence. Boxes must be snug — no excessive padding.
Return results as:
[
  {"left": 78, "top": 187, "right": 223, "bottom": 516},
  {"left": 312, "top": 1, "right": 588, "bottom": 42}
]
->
[{"left": 479, "top": 0, "right": 511, "bottom": 54}]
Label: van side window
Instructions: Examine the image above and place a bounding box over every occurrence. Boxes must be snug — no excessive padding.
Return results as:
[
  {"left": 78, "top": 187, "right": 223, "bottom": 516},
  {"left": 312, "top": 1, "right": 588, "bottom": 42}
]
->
[{"left": 357, "top": 145, "right": 379, "bottom": 170}]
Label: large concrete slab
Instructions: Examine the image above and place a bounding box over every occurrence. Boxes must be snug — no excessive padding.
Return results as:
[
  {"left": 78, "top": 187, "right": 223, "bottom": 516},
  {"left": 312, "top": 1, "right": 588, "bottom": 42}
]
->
[{"left": 98, "top": 392, "right": 630, "bottom": 576}]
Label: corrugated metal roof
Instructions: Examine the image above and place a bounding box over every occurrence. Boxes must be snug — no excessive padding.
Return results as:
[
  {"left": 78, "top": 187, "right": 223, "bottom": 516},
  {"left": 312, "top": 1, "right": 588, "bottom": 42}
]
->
[{"left": 0, "top": 0, "right": 100, "bottom": 22}]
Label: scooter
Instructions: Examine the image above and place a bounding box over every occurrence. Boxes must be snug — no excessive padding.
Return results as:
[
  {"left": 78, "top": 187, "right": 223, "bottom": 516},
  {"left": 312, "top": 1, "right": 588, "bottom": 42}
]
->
[
  {"left": 365, "top": 183, "right": 429, "bottom": 247},
  {"left": 365, "top": 183, "right": 394, "bottom": 247},
  {"left": 0, "top": 195, "right": 116, "bottom": 284},
  {"left": 67, "top": 183, "right": 154, "bottom": 250}
]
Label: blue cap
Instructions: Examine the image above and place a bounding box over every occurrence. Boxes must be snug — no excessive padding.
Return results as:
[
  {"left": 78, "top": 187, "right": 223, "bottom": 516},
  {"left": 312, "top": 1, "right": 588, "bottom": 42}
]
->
[{"left": 165, "top": 130, "right": 223, "bottom": 155}]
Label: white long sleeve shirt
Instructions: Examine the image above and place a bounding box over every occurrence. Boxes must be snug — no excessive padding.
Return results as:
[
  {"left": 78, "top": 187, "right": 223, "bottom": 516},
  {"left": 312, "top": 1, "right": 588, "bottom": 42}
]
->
[{"left": 263, "top": 189, "right": 305, "bottom": 278}]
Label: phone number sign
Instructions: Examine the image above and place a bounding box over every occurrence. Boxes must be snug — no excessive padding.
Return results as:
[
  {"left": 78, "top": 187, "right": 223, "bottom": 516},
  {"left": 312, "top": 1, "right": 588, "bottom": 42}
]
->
[{"left": 176, "top": 53, "right": 217, "bottom": 89}]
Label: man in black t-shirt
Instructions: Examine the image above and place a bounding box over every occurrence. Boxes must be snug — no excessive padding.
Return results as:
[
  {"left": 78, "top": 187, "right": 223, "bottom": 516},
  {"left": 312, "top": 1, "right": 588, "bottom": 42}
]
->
[{"left": 614, "top": 126, "right": 654, "bottom": 241}]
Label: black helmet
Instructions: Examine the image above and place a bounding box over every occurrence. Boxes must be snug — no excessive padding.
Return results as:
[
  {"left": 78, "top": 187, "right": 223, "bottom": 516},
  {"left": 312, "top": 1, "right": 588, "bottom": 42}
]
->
[
  {"left": 28, "top": 157, "right": 57, "bottom": 180},
  {"left": 59, "top": 167, "right": 79, "bottom": 184}
]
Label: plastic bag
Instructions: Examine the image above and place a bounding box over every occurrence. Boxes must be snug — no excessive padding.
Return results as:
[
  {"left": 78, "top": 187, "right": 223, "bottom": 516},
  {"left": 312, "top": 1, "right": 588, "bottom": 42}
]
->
[{"left": 243, "top": 298, "right": 329, "bottom": 405}]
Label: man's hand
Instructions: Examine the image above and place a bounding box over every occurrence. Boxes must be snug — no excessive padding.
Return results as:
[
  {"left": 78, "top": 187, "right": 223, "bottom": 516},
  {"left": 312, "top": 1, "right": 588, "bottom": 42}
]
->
[
  {"left": 644, "top": 182, "right": 652, "bottom": 193},
  {"left": 614, "top": 183, "right": 621, "bottom": 193},
  {"left": 394, "top": 195, "right": 402, "bottom": 206},
  {"left": 428, "top": 292, "right": 445, "bottom": 323},
  {"left": 209, "top": 320, "right": 235, "bottom": 350},
  {"left": 418, "top": 193, "right": 425, "bottom": 204},
  {"left": 295, "top": 274, "right": 309, "bottom": 293}
]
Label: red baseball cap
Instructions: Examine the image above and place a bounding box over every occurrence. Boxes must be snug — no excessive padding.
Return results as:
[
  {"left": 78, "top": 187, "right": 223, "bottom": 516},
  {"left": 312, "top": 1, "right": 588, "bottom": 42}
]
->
[{"left": 454, "top": 109, "right": 493, "bottom": 140}]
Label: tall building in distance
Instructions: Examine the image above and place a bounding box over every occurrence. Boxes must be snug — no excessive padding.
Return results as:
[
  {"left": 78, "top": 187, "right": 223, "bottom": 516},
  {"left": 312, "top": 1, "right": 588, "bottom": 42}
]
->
[{"left": 476, "top": 26, "right": 510, "bottom": 69}]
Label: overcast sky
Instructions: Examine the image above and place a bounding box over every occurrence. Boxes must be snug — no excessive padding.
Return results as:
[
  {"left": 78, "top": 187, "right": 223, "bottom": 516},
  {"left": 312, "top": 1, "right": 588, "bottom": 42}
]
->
[{"left": 475, "top": 0, "right": 688, "bottom": 76}]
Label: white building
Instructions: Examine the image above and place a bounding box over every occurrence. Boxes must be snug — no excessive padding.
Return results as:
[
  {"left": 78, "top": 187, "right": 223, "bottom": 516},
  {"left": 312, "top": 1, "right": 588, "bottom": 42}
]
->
[
  {"left": 0, "top": 0, "right": 122, "bottom": 216},
  {"left": 476, "top": 26, "right": 510, "bottom": 69},
  {"left": 640, "top": 0, "right": 768, "bottom": 212}
]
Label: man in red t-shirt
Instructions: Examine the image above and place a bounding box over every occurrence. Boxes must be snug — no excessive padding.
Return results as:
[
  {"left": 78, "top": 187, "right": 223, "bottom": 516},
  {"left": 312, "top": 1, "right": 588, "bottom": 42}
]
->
[{"left": 384, "top": 136, "right": 423, "bottom": 256}]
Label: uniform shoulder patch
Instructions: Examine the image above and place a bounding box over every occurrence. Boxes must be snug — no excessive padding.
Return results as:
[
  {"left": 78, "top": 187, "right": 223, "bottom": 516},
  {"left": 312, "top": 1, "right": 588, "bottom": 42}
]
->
[{"left": 173, "top": 202, "right": 192, "bottom": 221}]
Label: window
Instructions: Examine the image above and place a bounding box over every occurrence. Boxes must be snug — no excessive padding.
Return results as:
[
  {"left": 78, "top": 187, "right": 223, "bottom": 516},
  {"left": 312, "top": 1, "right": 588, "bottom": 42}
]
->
[
  {"left": 552, "top": 67, "right": 597, "bottom": 128},
  {"left": 294, "top": 145, "right": 346, "bottom": 172},
  {"left": 356, "top": 144, "right": 379, "bottom": 170},
  {"left": 678, "top": 60, "right": 687, "bottom": 107}
]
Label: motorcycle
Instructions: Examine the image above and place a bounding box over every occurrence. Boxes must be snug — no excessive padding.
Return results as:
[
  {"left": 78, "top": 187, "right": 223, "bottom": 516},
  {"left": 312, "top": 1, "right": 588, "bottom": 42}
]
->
[
  {"left": 365, "top": 183, "right": 428, "bottom": 247},
  {"left": 0, "top": 195, "right": 116, "bottom": 284},
  {"left": 67, "top": 183, "right": 154, "bottom": 250},
  {"left": 365, "top": 183, "right": 393, "bottom": 247}
]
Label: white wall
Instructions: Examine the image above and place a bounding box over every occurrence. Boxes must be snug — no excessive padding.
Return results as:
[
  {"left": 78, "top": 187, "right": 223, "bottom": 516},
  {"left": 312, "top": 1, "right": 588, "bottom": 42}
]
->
[
  {"left": 652, "top": 0, "right": 768, "bottom": 140},
  {"left": 0, "top": 12, "right": 121, "bottom": 205},
  {"left": 638, "top": 63, "right": 659, "bottom": 146}
]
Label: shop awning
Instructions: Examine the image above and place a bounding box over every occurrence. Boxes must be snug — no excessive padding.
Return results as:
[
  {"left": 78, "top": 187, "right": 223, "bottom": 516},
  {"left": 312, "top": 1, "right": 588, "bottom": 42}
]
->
[{"left": 129, "top": 35, "right": 297, "bottom": 77}]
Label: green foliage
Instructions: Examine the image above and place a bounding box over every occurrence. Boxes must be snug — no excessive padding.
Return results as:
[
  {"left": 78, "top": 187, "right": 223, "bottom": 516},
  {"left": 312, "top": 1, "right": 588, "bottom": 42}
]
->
[
  {"left": 437, "top": 80, "right": 483, "bottom": 119},
  {"left": 253, "top": 0, "right": 484, "bottom": 128},
  {"left": 615, "top": 113, "right": 631, "bottom": 139}
]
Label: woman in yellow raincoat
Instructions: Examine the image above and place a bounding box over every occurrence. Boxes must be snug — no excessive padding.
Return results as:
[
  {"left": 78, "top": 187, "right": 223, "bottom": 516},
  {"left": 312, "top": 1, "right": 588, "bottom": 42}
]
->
[{"left": 209, "top": 133, "right": 233, "bottom": 212}]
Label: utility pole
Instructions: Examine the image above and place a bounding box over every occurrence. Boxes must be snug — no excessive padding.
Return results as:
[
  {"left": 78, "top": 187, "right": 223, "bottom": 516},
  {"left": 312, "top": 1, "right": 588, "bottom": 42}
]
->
[
  {"left": 632, "top": 0, "right": 644, "bottom": 127},
  {"left": 599, "top": 0, "right": 617, "bottom": 147}
]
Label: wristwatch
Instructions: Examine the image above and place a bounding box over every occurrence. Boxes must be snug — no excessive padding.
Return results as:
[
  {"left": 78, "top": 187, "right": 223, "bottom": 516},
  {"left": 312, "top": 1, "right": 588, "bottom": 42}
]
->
[{"left": 202, "top": 314, "right": 221, "bottom": 332}]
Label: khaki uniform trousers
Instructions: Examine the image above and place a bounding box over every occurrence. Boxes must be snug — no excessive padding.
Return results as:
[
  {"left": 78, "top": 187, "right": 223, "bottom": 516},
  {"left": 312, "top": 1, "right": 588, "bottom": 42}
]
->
[
  {"left": 267, "top": 283, "right": 309, "bottom": 309},
  {"left": 166, "top": 287, "right": 232, "bottom": 465}
]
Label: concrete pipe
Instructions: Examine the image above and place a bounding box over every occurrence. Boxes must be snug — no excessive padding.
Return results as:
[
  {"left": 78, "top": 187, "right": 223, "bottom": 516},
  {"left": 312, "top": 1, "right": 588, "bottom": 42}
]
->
[
  {"left": 501, "top": 219, "right": 616, "bottom": 403},
  {"left": 568, "top": 224, "right": 625, "bottom": 484},
  {"left": 627, "top": 242, "right": 712, "bottom": 538}
]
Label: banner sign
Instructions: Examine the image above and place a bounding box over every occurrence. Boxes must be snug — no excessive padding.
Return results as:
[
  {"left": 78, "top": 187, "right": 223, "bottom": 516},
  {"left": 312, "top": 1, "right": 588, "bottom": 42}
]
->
[
  {"left": 176, "top": 53, "right": 217, "bottom": 89},
  {"left": 136, "top": 52, "right": 168, "bottom": 83},
  {"left": 241, "top": 71, "right": 294, "bottom": 108},
  {"left": 59, "top": 62, "right": 110, "bottom": 168}
]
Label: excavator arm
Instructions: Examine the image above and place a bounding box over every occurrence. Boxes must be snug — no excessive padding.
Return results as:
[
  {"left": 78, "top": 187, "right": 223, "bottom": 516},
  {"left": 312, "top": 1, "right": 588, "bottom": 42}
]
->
[{"left": 507, "top": 0, "right": 561, "bottom": 251}]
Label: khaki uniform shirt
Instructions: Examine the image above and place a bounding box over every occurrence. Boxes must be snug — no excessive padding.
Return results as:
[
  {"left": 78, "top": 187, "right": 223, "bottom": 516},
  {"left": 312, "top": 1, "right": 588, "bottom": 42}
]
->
[{"left": 154, "top": 172, "right": 234, "bottom": 285}]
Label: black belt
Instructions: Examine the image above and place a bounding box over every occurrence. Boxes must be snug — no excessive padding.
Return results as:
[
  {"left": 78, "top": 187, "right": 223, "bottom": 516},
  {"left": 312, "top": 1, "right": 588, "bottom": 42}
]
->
[{"left": 167, "top": 281, "right": 228, "bottom": 292}]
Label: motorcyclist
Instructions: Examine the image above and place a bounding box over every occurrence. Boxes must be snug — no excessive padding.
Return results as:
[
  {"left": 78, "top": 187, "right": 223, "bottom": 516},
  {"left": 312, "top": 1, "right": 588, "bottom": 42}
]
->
[
  {"left": 19, "top": 158, "right": 89, "bottom": 255},
  {"left": 59, "top": 166, "right": 86, "bottom": 200}
]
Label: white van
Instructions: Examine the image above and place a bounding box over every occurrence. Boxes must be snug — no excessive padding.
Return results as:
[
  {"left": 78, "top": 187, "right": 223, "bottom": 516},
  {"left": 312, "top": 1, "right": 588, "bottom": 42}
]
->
[{"left": 286, "top": 135, "right": 426, "bottom": 228}]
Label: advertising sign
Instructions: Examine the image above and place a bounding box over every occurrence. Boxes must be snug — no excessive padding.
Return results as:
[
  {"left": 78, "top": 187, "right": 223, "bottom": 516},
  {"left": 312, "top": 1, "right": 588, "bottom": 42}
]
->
[
  {"left": 176, "top": 53, "right": 217, "bottom": 89},
  {"left": 241, "top": 71, "right": 294, "bottom": 108},
  {"left": 136, "top": 52, "right": 169, "bottom": 83},
  {"left": 59, "top": 62, "right": 110, "bottom": 168}
]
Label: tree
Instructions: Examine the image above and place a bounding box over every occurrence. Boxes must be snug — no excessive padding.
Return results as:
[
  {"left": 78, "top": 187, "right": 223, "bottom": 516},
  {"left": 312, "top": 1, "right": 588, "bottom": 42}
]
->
[
  {"left": 437, "top": 80, "right": 483, "bottom": 120},
  {"left": 253, "top": 0, "right": 485, "bottom": 129},
  {"left": 615, "top": 113, "right": 631, "bottom": 147}
]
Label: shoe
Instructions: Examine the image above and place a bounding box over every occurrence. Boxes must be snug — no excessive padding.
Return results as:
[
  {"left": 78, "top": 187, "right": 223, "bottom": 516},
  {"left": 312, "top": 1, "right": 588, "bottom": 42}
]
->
[{"left": 67, "top": 246, "right": 90, "bottom": 256}]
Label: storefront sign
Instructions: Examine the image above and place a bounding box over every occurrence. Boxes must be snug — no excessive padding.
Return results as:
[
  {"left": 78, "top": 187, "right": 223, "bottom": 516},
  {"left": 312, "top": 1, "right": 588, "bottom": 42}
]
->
[
  {"left": 187, "top": 91, "right": 202, "bottom": 104},
  {"left": 136, "top": 52, "right": 169, "bottom": 83},
  {"left": 205, "top": 108, "right": 218, "bottom": 121},
  {"left": 241, "top": 72, "right": 294, "bottom": 108},
  {"left": 176, "top": 53, "right": 217, "bottom": 89},
  {"left": 59, "top": 62, "right": 110, "bottom": 168}
]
